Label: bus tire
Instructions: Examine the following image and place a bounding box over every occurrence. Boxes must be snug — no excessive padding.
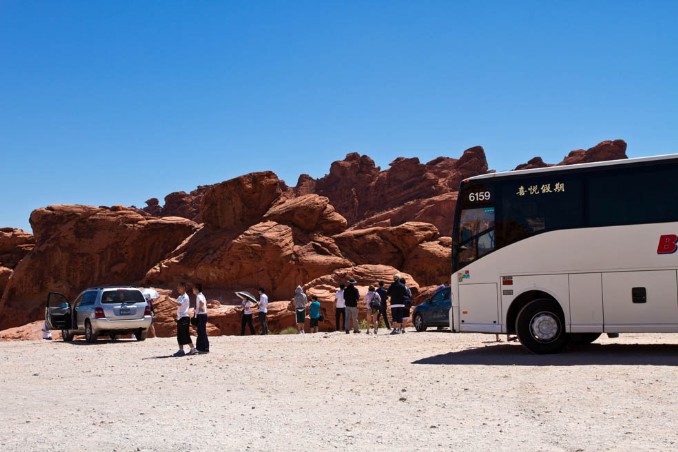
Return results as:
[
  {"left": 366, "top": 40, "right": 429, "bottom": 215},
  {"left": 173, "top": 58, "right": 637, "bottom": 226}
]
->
[
  {"left": 516, "top": 299, "right": 569, "bottom": 354},
  {"left": 570, "top": 333, "right": 601, "bottom": 345}
]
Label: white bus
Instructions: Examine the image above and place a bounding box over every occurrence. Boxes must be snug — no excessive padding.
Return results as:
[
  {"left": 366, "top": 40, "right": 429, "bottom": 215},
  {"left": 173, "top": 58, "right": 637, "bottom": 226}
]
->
[{"left": 450, "top": 154, "right": 678, "bottom": 353}]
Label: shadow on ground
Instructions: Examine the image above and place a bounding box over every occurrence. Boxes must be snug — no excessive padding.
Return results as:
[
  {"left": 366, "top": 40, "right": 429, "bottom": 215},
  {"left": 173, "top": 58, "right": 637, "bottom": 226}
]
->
[{"left": 413, "top": 343, "right": 678, "bottom": 366}]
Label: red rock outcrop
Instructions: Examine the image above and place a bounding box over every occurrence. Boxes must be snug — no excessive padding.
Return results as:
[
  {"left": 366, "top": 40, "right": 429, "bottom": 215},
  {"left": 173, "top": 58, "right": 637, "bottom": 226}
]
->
[
  {"left": 309, "top": 147, "right": 488, "bottom": 225},
  {"left": 351, "top": 192, "right": 457, "bottom": 236},
  {"left": 515, "top": 139, "right": 628, "bottom": 170},
  {"left": 0, "top": 206, "right": 198, "bottom": 330},
  {"left": 0, "top": 227, "right": 34, "bottom": 268},
  {"left": 403, "top": 237, "right": 452, "bottom": 287},
  {"left": 0, "top": 228, "right": 35, "bottom": 297},
  {"left": 264, "top": 194, "right": 347, "bottom": 234},
  {"left": 200, "top": 171, "right": 284, "bottom": 228},
  {"left": 334, "top": 222, "right": 439, "bottom": 269}
]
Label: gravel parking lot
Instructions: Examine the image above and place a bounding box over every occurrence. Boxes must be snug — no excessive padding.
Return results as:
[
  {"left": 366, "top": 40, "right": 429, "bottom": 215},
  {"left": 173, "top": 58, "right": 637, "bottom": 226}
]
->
[{"left": 1, "top": 331, "right": 677, "bottom": 451}]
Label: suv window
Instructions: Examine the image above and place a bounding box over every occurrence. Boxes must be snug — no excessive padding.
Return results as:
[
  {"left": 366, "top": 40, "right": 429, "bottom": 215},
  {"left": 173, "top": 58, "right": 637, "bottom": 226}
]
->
[
  {"left": 81, "top": 291, "right": 97, "bottom": 306},
  {"left": 101, "top": 289, "right": 145, "bottom": 304}
]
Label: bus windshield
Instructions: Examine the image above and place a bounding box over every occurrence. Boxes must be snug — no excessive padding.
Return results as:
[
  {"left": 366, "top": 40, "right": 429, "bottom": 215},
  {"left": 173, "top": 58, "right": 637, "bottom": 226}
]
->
[{"left": 457, "top": 207, "right": 495, "bottom": 268}]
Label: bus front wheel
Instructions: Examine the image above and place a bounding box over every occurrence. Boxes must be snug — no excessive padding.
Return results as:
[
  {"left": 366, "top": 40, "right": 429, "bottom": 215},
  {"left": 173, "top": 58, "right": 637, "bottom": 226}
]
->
[{"left": 516, "top": 299, "right": 569, "bottom": 354}]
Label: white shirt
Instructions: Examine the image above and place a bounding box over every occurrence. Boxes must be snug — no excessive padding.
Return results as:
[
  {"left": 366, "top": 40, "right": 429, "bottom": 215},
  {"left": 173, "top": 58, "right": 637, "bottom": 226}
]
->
[
  {"left": 176, "top": 293, "right": 190, "bottom": 319},
  {"left": 196, "top": 293, "right": 207, "bottom": 315},
  {"left": 259, "top": 294, "right": 269, "bottom": 313},
  {"left": 242, "top": 300, "right": 253, "bottom": 315},
  {"left": 335, "top": 289, "right": 345, "bottom": 308}
]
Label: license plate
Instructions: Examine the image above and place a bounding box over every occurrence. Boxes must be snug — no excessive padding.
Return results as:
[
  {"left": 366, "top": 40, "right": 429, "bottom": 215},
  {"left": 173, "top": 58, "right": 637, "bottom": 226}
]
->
[{"left": 119, "top": 308, "right": 130, "bottom": 315}]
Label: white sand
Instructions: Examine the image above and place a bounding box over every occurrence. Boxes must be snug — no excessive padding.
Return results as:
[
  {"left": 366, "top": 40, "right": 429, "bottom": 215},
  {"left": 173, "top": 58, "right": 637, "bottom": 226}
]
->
[{"left": 1, "top": 331, "right": 677, "bottom": 451}]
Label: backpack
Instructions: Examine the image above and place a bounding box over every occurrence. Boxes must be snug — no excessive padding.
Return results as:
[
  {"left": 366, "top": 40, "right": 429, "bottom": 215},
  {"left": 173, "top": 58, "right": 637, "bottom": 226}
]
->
[{"left": 369, "top": 292, "right": 381, "bottom": 310}]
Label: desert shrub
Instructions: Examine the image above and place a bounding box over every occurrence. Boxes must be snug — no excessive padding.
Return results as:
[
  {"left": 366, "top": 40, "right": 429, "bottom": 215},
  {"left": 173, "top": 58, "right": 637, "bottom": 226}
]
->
[{"left": 278, "top": 327, "right": 298, "bottom": 335}]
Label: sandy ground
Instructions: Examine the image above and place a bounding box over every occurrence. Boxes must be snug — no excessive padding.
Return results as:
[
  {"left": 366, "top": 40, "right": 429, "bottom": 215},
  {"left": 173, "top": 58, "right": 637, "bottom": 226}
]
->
[{"left": 1, "top": 330, "right": 677, "bottom": 451}]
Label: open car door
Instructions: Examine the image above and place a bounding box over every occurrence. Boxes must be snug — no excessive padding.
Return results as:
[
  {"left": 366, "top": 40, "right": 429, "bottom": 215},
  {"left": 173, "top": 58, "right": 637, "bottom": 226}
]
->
[{"left": 45, "top": 292, "right": 72, "bottom": 330}]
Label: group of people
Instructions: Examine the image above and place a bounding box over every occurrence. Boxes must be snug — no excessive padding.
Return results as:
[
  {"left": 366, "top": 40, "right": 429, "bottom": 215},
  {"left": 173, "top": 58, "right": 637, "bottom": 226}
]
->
[
  {"left": 167, "top": 273, "right": 414, "bottom": 356},
  {"left": 170, "top": 282, "right": 209, "bottom": 357},
  {"left": 332, "top": 274, "right": 413, "bottom": 335},
  {"left": 290, "top": 273, "right": 413, "bottom": 335},
  {"left": 239, "top": 288, "right": 269, "bottom": 336}
]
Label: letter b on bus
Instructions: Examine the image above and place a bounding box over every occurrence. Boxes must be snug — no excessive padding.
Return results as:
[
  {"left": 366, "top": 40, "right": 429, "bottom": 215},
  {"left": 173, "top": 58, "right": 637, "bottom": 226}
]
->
[{"left": 657, "top": 234, "right": 678, "bottom": 254}]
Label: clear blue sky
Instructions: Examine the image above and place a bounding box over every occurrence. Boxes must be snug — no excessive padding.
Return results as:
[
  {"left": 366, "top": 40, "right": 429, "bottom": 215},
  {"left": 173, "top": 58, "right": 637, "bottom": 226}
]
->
[{"left": 1, "top": 0, "right": 676, "bottom": 232}]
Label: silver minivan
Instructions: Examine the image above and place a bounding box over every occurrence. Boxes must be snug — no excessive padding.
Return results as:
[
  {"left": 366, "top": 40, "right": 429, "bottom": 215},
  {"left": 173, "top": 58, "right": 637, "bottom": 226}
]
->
[{"left": 45, "top": 286, "right": 152, "bottom": 342}]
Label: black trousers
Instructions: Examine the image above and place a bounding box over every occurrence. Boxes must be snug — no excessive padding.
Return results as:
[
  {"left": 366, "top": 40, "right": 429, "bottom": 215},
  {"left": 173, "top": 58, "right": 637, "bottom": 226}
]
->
[
  {"left": 335, "top": 307, "right": 345, "bottom": 331},
  {"left": 258, "top": 311, "right": 268, "bottom": 335},
  {"left": 377, "top": 307, "right": 391, "bottom": 329},
  {"left": 241, "top": 313, "right": 255, "bottom": 336},
  {"left": 196, "top": 314, "right": 209, "bottom": 352}
]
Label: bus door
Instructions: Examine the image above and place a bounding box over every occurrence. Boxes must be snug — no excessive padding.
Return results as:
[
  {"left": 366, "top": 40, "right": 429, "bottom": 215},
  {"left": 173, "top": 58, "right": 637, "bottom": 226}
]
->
[{"left": 602, "top": 271, "right": 678, "bottom": 332}]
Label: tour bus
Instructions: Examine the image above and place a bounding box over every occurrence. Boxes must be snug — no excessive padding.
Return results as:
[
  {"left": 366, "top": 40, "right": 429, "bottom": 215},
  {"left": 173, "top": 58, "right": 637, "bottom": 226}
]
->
[{"left": 450, "top": 154, "right": 678, "bottom": 353}]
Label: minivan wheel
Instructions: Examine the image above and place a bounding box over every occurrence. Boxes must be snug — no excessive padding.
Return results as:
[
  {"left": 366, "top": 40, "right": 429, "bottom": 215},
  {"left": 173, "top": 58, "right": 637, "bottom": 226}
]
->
[
  {"left": 516, "top": 299, "right": 569, "bottom": 354},
  {"left": 134, "top": 329, "right": 147, "bottom": 342},
  {"left": 85, "top": 320, "right": 98, "bottom": 343},
  {"left": 414, "top": 314, "right": 427, "bottom": 332},
  {"left": 62, "top": 330, "right": 73, "bottom": 342}
]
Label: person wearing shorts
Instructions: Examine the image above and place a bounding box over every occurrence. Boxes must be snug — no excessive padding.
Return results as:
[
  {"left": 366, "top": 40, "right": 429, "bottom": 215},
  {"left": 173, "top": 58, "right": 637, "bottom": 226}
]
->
[
  {"left": 309, "top": 295, "right": 321, "bottom": 334},
  {"left": 387, "top": 274, "right": 407, "bottom": 335},
  {"left": 293, "top": 285, "right": 307, "bottom": 334},
  {"left": 364, "top": 285, "right": 381, "bottom": 335}
]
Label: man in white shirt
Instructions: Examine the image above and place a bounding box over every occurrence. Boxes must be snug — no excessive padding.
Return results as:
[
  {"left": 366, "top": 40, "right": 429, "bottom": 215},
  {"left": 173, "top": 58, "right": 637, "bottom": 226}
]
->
[
  {"left": 257, "top": 288, "right": 269, "bottom": 335},
  {"left": 171, "top": 282, "right": 197, "bottom": 357},
  {"left": 192, "top": 283, "right": 209, "bottom": 353},
  {"left": 335, "top": 283, "right": 346, "bottom": 332}
]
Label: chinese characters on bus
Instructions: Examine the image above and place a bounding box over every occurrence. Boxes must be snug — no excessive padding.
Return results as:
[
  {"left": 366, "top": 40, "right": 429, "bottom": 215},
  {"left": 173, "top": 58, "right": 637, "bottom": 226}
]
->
[{"left": 516, "top": 182, "right": 565, "bottom": 197}]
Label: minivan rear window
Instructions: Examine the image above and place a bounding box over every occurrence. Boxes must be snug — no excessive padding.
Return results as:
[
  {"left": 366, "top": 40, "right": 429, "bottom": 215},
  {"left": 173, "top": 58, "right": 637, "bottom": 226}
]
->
[{"left": 101, "top": 290, "right": 145, "bottom": 304}]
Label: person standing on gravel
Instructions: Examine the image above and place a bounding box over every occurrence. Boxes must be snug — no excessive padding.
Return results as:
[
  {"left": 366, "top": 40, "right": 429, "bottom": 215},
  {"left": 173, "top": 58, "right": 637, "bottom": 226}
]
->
[
  {"left": 387, "top": 274, "right": 406, "bottom": 335},
  {"left": 193, "top": 283, "right": 209, "bottom": 354},
  {"left": 258, "top": 288, "right": 269, "bottom": 335},
  {"left": 309, "top": 295, "right": 321, "bottom": 334},
  {"left": 171, "top": 282, "right": 198, "bottom": 356},
  {"left": 294, "top": 286, "right": 308, "bottom": 334},
  {"left": 364, "top": 285, "right": 381, "bottom": 335},
  {"left": 376, "top": 281, "right": 390, "bottom": 330},
  {"left": 335, "top": 283, "right": 346, "bottom": 332},
  {"left": 400, "top": 277, "right": 413, "bottom": 334},
  {"left": 343, "top": 278, "right": 361, "bottom": 334},
  {"left": 240, "top": 293, "right": 256, "bottom": 336}
]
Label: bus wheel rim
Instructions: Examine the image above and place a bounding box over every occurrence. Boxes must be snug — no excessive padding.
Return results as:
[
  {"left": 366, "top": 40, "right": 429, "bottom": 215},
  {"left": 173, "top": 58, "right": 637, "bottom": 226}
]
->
[{"left": 529, "top": 312, "right": 559, "bottom": 342}]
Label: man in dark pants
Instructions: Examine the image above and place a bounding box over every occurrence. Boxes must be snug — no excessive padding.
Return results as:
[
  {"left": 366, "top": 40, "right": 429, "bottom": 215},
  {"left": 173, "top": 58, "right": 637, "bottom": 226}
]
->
[
  {"left": 344, "top": 278, "right": 361, "bottom": 334},
  {"left": 193, "top": 283, "right": 209, "bottom": 353},
  {"left": 258, "top": 287, "right": 269, "bottom": 335},
  {"left": 376, "top": 281, "right": 390, "bottom": 330},
  {"left": 240, "top": 294, "right": 256, "bottom": 336}
]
